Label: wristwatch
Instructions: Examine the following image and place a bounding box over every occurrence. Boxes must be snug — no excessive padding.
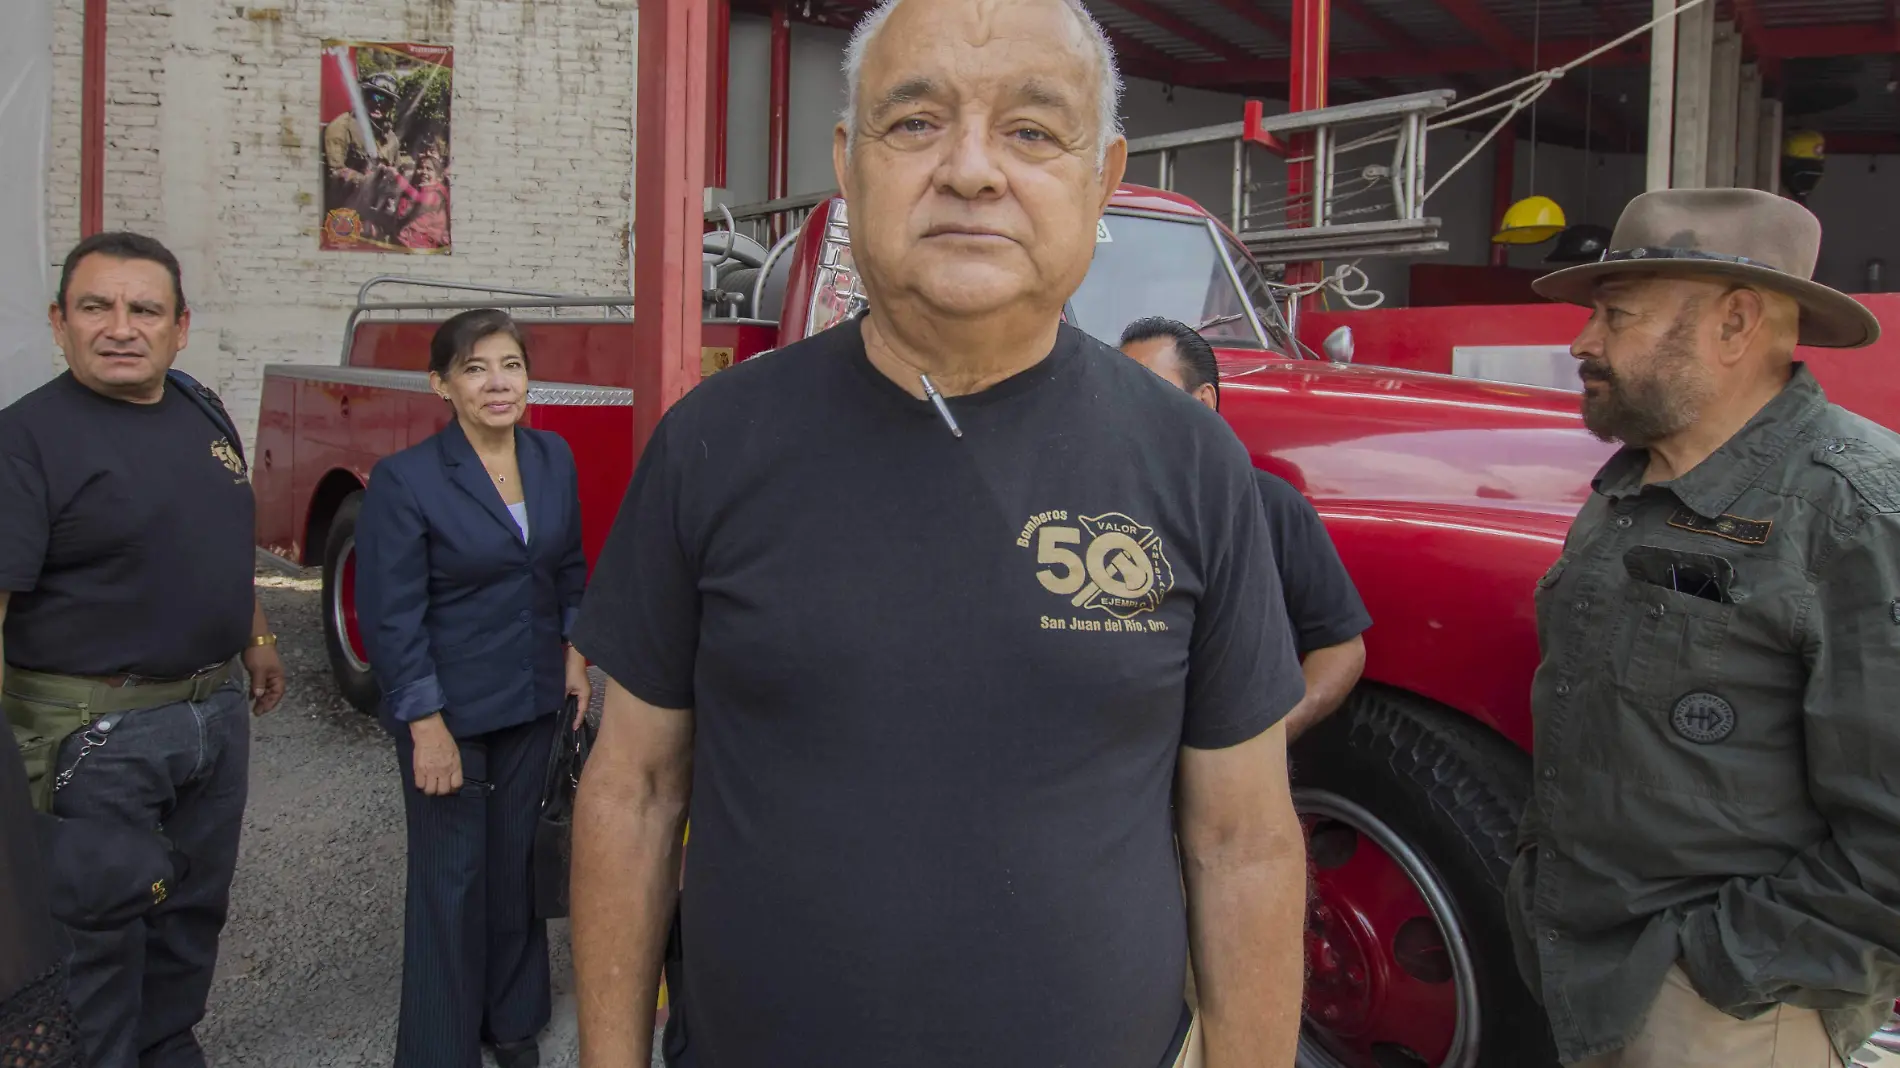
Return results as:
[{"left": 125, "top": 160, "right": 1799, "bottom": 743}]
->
[{"left": 251, "top": 633, "right": 278, "bottom": 647}]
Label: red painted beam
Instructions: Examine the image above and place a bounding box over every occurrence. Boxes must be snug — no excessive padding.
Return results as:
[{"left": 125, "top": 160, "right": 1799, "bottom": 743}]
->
[
  {"left": 1823, "top": 132, "right": 1900, "bottom": 154},
  {"left": 1432, "top": 0, "right": 1528, "bottom": 64},
  {"left": 633, "top": 0, "right": 711, "bottom": 451},
  {"left": 1205, "top": 0, "right": 1291, "bottom": 41},
  {"left": 1103, "top": 26, "right": 1186, "bottom": 83},
  {"left": 767, "top": 0, "right": 790, "bottom": 202},
  {"left": 1285, "top": 0, "right": 1327, "bottom": 294},
  {"left": 707, "top": 0, "right": 730, "bottom": 189},
  {"left": 1331, "top": 0, "right": 1417, "bottom": 52},
  {"left": 1112, "top": 0, "right": 1258, "bottom": 63},
  {"left": 1188, "top": 37, "right": 1648, "bottom": 84},
  {"left": 81, "top": 0, "right": 105, "bottom": 237},
  {"left": 1756, "top": 22, "right": 1900, "bottom": 58}
]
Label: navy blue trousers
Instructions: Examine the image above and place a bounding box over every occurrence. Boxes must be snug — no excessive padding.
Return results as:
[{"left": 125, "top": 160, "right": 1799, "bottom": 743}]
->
[
  {"left": 52, "top": 681, "right": 250, "bottom": 1068},
  {"left": 393, "top": 715, "right": 554, "bottom": 1068}
]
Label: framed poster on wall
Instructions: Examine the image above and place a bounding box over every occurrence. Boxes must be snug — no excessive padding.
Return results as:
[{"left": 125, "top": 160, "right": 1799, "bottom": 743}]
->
[{"left": 319, "top": 40, "right": 453, "bottom": 253}]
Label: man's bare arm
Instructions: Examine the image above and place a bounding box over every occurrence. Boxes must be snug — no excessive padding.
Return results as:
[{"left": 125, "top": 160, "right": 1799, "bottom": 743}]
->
[
  {"left": 1178, "top": 722, "right": 1307, "bottom": 1067},
  {"left": 1283, "top": 635, "right": 1366, "bottom": 741},
  {"left": 573, "top": 678, "right": 693, "bottom": 1068}
]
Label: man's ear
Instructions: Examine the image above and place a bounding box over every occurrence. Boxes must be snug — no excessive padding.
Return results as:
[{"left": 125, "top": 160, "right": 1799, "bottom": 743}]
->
[
  {"left": 1095, "top": 136, "right": 1129, "bottom": 214},
  {"left": 1194, "top": 382, "right": 1219, "bottom": 412},
  {"left": 1715, "top": 286, "right": 1766, "bottom": 364},
  {"left": 832, "top": 123, "right": 854, "bottom": 203}
]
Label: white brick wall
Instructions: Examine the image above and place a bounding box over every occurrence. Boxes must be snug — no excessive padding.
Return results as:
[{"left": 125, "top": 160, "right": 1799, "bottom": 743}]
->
[{"left": 47, "top": 0, "right": 636, "bottom": 442}]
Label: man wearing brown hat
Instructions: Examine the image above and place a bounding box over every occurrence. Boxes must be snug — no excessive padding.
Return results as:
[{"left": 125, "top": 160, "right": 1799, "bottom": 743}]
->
[{"left": 1506, "top": 186, "right": 1900, "bottom": 1067}]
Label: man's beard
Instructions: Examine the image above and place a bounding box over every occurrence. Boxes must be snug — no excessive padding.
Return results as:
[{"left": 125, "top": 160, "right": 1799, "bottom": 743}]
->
[{"left": 1577, "top": 305, "right": 1711, "bottom": 447}]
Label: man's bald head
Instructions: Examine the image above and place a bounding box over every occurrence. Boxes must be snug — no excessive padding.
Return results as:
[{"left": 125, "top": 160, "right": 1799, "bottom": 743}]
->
[{"left": 840, "top": 0, "right": 1123, "bottom": 169}]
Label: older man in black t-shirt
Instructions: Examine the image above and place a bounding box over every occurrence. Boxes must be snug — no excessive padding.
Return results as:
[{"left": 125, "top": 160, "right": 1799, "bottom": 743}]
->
[
  {"left": 568, "top": 2, "right": 1308, "bottom": 1067},
  {"left": 0, "top": 232, "right": 285, "bottom": 1068},
  {"left": 1120, "top": 317, "right": 1371, "bottom": 740}
]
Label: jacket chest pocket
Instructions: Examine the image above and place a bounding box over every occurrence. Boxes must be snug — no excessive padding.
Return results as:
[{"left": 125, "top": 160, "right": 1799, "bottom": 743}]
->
[{"left": 1618, "top": 578, "right": 1736, "bottom": 711}]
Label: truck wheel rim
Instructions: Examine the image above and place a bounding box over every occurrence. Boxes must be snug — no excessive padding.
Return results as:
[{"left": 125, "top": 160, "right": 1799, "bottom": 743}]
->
[
  {"left": 334, "top": 539, "right": 370, "bottom": 673},
  {"left": 1293, "top": 788, "right": 1480, "bottom": 1068}
]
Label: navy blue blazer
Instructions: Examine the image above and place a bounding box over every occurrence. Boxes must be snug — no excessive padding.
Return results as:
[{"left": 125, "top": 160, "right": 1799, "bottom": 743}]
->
[{"left": 355, "top": 420, "right": 587, "bottom": 738}]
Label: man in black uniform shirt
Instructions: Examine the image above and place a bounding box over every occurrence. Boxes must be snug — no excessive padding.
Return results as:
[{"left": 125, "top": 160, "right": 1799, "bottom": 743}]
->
[
  {"left": 0, "top": 231, "right": 287, "bottom": 1068},
  {"left": 1119, "top": 317, "right": 1370, "bottom": 739},
  {"left": 567, "top": 1, "right": 1309, "bottom": 1067}
]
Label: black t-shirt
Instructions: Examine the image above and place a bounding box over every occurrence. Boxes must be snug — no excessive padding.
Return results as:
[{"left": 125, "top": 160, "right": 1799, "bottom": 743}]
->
[
  {"left": 572, "top": 316, "right": 1305, "bottom": 1068},
  {"left": 1253, "top": 470, "right": 1371, "bottom": 654},
  {"left": 0, "top": 372, "right": 256, "bottom": 677}
]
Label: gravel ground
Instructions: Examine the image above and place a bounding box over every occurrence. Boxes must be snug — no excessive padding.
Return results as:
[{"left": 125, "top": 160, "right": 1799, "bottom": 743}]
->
[{"left": 192, "top": 565, "right": 656, "bottom": 1067}]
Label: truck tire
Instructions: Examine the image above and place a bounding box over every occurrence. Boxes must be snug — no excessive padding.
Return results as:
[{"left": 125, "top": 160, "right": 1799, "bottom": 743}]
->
[
  {"left": 320, "top": 491, "right": 381, "bottom": 716},
  {"left": 1290, "top": 686, "right": 1557, "bottom": 1068}
]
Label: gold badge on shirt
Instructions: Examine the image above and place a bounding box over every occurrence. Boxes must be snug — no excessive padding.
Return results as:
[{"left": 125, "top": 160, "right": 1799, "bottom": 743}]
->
[
  {"left": 1019, "top": 509, "right": 1175, "bottom": 631},
  {"left": 211, "top": 438, "right": 248, "bottom": 484}
]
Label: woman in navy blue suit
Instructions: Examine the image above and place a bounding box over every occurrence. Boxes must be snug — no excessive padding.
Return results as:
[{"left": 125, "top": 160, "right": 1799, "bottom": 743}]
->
[{"left": 355, "top": 308, "right": 589, "bottom": 1068}]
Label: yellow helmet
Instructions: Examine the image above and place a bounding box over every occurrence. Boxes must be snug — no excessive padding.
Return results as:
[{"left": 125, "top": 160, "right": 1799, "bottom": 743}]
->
[
  {"left": 1492, "top": 195, "right": 1568, "bottom": 245},
  {"left": 1783, "top": 129, "right": 1825, "bottom": 161}
]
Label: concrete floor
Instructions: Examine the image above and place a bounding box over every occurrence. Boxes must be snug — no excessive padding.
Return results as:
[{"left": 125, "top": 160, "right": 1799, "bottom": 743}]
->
[{"left": 192, "top": 568, "right": 658, "bottom": 1067}]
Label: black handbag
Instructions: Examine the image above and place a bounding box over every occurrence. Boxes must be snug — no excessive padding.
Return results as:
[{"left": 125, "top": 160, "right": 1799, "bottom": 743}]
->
[{"left": 533, "top": 696, "right": 595, "bottom": 920}]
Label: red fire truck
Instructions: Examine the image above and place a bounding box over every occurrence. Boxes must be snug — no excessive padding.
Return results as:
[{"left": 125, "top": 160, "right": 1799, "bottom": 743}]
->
[{"left": 252, "top": 121, "right": 1900, "bottom": 1068}]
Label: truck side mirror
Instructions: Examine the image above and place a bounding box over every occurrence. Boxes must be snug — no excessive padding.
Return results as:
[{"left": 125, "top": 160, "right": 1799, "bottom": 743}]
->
[{"left": 1323, "top": 325, "right": 1355, "bottom": 365}]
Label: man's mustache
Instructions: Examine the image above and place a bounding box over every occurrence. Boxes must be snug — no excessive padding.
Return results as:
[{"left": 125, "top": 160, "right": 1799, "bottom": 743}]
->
[{"left": 1578, "top": 360, "right": 1615, "bottom": 384}]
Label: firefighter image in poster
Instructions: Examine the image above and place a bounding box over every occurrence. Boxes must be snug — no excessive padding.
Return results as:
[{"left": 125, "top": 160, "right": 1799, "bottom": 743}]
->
[{"left": 320, "top": 41, "right": 453, "bottom": 253}]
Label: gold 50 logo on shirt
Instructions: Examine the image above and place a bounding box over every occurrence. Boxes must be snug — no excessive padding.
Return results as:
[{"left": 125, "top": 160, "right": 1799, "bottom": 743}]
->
[{"left": 1018, "top": 510, "right": 1175, "bottom": 631}]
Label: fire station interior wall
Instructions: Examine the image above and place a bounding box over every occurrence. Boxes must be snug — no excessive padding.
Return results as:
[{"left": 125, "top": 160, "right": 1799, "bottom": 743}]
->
[
  {"left": 1, "top": 0, "right": 53, "bottom": 408},
  {"left": 1801, "top": 156, "right": 1900, "bottom": 295},
  {"left": 41, "top": 0, "right": 638, "bottom": 445}
]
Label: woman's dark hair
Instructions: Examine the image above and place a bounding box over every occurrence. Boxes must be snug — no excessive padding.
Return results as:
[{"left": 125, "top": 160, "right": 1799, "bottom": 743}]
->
[
  {"left": 429, "top": 308, "right": 530, "bottom": 377},
  {"left": 1119, "top": 316, "right": 1221, "bottom": 408}
]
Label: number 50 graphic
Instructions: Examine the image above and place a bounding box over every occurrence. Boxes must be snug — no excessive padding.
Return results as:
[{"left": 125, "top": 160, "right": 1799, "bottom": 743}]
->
[{"left": 1034, "top": 513, "right": 1174, "bottom": 618}]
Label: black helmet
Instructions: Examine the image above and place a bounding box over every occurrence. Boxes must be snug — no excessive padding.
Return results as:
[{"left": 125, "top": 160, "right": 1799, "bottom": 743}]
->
[
  {"left": 362, "top": 72, "right": 401, "bottom": 109},
  {"left": 1544, "top": 224, "right": 1612, "bottom": 264}
]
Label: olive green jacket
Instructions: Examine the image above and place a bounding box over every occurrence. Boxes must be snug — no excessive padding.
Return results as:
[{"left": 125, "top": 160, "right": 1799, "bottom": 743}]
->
[{"left": 1507, "top": 365, "right": 1900, "bottom": 1064}]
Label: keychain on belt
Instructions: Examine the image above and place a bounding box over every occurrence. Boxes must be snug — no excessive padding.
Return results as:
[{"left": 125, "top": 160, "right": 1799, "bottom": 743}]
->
[{"left": 55, "top": 712, "right": 127, "bottom": 792}]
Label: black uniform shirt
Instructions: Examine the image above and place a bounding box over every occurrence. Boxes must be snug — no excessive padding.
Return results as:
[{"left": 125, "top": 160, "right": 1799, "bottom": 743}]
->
[
  {"left": 0, "top": 372, "right": 255, "bottom": 678},
  {"left": 1253, "top": 469, "right": 1370, "bottom": 654},
  {"left": 573, "top": 316, "right": 1305, "bottom": 1068}
]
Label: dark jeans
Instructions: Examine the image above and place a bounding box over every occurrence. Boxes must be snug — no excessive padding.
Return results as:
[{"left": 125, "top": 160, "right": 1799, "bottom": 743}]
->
[
  {"left": 393, "top": 716, "right": 555, "bottom": 1068},
  {"left": 50, "top": 680, "right": 250, "bottom": 1068}
]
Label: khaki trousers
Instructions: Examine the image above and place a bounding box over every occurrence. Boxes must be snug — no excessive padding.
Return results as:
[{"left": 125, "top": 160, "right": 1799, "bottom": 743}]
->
[
  {"left": 1572, "top": 967, "right": 1842, "bottom": 1068},
  {"left": 1174, "top": 1014, "right": 1204, "bottom": 1068}
]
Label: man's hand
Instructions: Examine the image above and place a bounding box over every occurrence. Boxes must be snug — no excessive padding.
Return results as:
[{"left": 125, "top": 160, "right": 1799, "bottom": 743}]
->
[
  {"left": 1178, "top": 723, "right": 1307, "bottom": 1067},
  {"left": 409, "top": 714, "right": 463, "bottom": 796},
  {"left": 573, "top": 678, "right": 692, "bottom": 1068},
  {"left": 242, "top": 643, "right": 286, "bottom": 715},
  {"left": 565, "top": 646, "right": 593, "bottom": 731},
  {"left": 244, "top": 598, "right": 287, "bottom": 715}
]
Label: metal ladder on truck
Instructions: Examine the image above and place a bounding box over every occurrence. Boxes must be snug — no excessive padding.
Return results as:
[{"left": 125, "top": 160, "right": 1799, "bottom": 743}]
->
[{"left": 1123, "top": 88, "right": 1457, "bottom": 265}]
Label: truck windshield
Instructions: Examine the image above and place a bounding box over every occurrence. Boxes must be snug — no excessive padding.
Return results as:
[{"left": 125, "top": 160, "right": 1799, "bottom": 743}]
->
[{"left": 1068, "top": 212, "right": 1277, "bottom": 353}]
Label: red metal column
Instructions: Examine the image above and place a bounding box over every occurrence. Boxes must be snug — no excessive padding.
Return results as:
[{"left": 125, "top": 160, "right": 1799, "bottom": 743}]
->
[
  {"left": 634, "top": 0, "right": 711, "bottom": 455},
  {"left": 706, "top": 0, "right": 731, "bottom": 190},
  {"left": 1490, "top": 123, "right": 1517, "bottom": 267},
  {"left": 81, "top": 0, "right": 107, "bottom": 237},
  {"left": 767, "top": 0, "right": 791, "bottom": 203},
  {"left": 1285, "top": 0, "right": 1329, "bottom": 294}
]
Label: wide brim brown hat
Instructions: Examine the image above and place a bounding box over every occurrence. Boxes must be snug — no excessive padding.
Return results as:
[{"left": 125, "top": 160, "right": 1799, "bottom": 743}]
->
[{"left": 1532, "top": 187, "right": 1880, "bottom": 349}]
